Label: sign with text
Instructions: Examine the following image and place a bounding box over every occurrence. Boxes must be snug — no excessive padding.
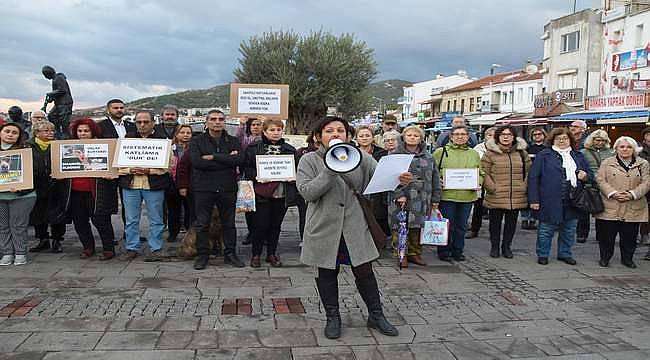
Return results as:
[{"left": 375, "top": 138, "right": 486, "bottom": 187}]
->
[
  {"left": 114, "top": 138, "right": 171, "bottom": 169},
  {"left": 612, "top": 46, "right": 650, "bottom": 72},
  {"left": 630, "top": 79, "right": 650, "bottom": 92},
  {"left": 229, "top": 83, "right": 289, "bottom": 120},
  {"left": 0, "top": 148, "right": 33, "bottom": 192},
  {"left": 51, "top": 139, "right": 118, "bottom": 179},
  {"left": 443, "top": 168, "right": 479, "bottom": 190},
  {"left": 534, "top": 89, "right": 584, "bottom": 109},
  {"left": 255, "top": 154, "right": 296, "bottom": 182},
  {"left": 585, "top": 92, "right": 650, "bottom": 111}
]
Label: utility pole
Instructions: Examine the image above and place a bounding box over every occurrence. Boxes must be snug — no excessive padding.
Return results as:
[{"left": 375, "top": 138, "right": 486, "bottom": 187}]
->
[{"left": 573, "top": 0, "right": 577, "bottom": 13}]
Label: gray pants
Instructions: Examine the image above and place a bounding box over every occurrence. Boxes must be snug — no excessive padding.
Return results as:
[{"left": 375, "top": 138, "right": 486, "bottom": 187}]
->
[{"left": 0, "top": 196, "right": 37, "bottom": 256}]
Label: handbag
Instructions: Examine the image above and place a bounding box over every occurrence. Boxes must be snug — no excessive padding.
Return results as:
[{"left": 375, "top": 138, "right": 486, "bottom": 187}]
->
[
  {"left": 420, "top": 209, "right": 449, "bottom": 246},
  {"left": 339, "top": 176, "right": 387, "bottom": 250},
  {"left": 569, "top": 181, "right": 604, "bottom": 214},
  {"left": 236, "top": 180, "right": 256, "bottom": 213}
]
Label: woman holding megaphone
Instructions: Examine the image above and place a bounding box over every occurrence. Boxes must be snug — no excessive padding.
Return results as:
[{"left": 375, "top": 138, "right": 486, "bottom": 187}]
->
[{"left": 297, "top": 117, "right": 405, "bottom": 340}]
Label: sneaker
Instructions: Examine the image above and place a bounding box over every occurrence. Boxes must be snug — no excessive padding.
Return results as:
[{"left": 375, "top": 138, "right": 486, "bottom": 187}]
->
[
  {"left": 224, "top": 253, "right": 245, "bottom": 268},
  {"left": 0, "top": 255, "right": 14, "bottom": 266},
  {"left": 13, "top": 255, "right": 27, "bottom": 266},
  {"left": 119, "top": 250, "right": 138, "bottom": 261},
  {"left": 144, "top": 250, "right": 165, "bottom": 262}
]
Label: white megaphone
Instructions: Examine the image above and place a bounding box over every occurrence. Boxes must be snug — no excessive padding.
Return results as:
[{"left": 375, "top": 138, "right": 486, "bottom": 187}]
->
[{"left": 324, "top": 139, "right": 362, "bottom": 173}]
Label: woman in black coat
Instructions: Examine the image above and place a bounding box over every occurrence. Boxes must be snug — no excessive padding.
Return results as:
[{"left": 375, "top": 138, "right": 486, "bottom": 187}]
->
[
  {"left": 242, "top": 118, "right": 298, "bottom": 268},
  {"left": 49, "top": 118, "right": 118, "bottom": 259}
]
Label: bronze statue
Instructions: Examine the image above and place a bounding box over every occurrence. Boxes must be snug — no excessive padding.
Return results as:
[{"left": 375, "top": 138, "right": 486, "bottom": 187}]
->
[{"left": 42, "top": 65, "right": 73, "bottom": 139}]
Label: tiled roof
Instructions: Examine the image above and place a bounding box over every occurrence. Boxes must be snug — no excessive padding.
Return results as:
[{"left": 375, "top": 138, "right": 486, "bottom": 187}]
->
[{"left": 443, "top": 70, "right": 542, "bottom": 93}]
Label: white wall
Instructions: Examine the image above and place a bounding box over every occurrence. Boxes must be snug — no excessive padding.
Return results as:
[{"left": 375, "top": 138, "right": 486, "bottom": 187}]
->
[{"left": 401, "top": 75, "right": 472, "bottom": 117}]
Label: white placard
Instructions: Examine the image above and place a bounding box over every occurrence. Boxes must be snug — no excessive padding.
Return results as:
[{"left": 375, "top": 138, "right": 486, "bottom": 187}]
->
[
  {"left": 256, "top": 154, "right": 296, "bottom": 182},
  {"left": 443, "top": 168, "right": 479, "bottom": 190},
  {"left": 238, "top": 88, "right": 282, "bottom": 115},
  {"left": 363, "top": 154, "right": 415, "bottom": 195},
  {"left": 114, "top": 138, "right": 171, "bottom": 168}
]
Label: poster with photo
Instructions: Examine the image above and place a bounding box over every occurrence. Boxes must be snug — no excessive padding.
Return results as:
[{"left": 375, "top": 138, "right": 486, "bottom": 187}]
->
[
  {"left": 51, "top": 139, "right": 118, "bottom": 178},
  {"left": 0, "top": 148, "right": 33, "bottom": 192}
]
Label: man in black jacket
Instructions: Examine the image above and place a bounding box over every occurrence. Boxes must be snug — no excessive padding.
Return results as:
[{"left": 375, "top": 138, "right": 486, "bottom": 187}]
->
[
  {"left": 154, "top": 104, "right": 179, "bottom": 139},
  {"left": 98, "top": 99, "right": 136, "bottom": 139},
  {"left": 190, "top": 110, "right": 245, "bottom": 269}
]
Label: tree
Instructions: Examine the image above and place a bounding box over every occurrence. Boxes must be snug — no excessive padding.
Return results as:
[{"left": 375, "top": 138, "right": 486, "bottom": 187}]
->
[{"left": 234, "top": 30, "right": 377, "bottom": 134}]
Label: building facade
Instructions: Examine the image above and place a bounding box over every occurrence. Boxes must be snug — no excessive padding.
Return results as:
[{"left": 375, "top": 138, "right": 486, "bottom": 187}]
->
[
  {"left": 480, "top": 69, "right": 544, "bottom": 114},
  {"left": 398, "top": 73, "right": 472, "bottom": 120}
]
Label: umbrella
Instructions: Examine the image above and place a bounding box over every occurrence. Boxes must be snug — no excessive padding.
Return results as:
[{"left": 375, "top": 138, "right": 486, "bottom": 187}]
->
[{"left": 397, "top": 202, "right": 409, "bottom": 269}]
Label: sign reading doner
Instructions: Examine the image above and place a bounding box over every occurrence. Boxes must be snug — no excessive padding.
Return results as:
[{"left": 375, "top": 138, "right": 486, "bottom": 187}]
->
[
  {"left": 114, "top": 138, "right": 171, "bottom": 168},
  {"left": 230, "top": 83, "right": 289, "bottom": 119},
  {"left": 51, "top": 139, "right": 118, "bottom": 178},
  {"left": 0, "top": 148, "right": 33, "bottom": 192},
  {"left": 256, "top": 155, "right": 296, "bottom": 182}
]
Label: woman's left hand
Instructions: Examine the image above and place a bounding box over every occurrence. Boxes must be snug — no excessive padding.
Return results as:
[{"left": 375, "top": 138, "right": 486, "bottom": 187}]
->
[
  {"left": 577, "top": 170, "right": 587, "bottom": 181},
  {"left": 398, "top": 172, "right": 413, "bottom": 186}
]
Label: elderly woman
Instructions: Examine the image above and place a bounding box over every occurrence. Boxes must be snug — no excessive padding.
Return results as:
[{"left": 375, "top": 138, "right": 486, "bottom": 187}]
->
[
  {"left": 576, "top": 130, "right": 615, "bottom": 243},
  {"left": 382, "top": 130, "right": 401, "bottom": 153},
  {"left": 28, "top": 121, "right": 66, "bottom": 253},
  {"left": 481, "top": 125, "right": 530, "bottom": 258},
  {"left": 49, "top": 118, "right": 118, "bottom": 260},
  {"left": 297, "top": 116, "right": 398, "bottom": 340},
  {"left": 528, "top": 127, "right": 592, "bottom": 265},
  {"left": 0, "top": 123, "right": 37, "bottom": 265},
  {"left": 595, "top": 137, "right": 650, "bottom": 268},
  {"left": 389, "top": 125, "right": 441, "bottom": 267},
  {"left": 433, "top": 125, "right": 483, "bottom": 262}
]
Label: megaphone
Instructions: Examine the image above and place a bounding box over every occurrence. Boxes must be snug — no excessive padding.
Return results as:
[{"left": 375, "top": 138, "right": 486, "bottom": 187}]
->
[{"left": 324, "top": 139, "right": 362, "bottom": 173}]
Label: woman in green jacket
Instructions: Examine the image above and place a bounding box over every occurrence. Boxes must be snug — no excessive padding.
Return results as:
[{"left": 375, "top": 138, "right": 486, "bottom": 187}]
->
[{"left": 433, "top": 125, "right": 484, "bottom": 262}]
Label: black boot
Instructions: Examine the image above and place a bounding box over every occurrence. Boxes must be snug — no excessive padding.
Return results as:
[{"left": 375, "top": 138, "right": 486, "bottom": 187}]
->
[
  {"left": 315, "top": 277, "right": 341, "bottom": 339},
  {"left": 501, "top": 241, "right": 513, "bottom": 258},
  {"left": 30, "top": 239, "right": 50, "bottom": 252},
  {"left": 355, "top": 270, "right": 398, "bottom": 336},
  {"left": 50, "top": 238, "right": 63, "bottom": 253},
  {"left": 489, "top": 241, "right": 500, "bottom": 258}
]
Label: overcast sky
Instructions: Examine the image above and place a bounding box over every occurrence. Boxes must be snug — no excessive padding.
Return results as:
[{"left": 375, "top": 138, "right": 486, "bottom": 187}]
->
[{"left": 0, "top": 0, "right": 600, "bottom": 110}]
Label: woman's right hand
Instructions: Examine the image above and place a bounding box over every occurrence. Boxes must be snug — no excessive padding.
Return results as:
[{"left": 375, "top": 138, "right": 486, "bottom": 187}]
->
[
  {"left": 179, "top": 188, "right": 188, "bottom": 197},
  {"left": 530, "top": 203, "right": 540, "bottom": 210},
  {"left": 398, "top": 172, "right": 413, "bottom": 186}
]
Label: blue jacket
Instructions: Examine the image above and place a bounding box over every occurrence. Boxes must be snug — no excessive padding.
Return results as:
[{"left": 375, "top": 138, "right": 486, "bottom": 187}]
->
[{"left": 527, "top": 148, "right": 593, "bottom": 224}]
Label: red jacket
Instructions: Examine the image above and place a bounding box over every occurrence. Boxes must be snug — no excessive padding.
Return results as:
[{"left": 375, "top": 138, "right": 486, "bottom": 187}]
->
[{"left": 176, "top": 150, "right": 192, "bottom": 190}]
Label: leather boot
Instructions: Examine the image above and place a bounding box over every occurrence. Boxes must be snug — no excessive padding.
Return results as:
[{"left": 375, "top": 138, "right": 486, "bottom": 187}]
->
[
  {"left": 501, "top": 240, "right": 513, "bottom": 259},
  {"left": 50, "top": 238, "right": 63, "bottom": 253},
  {"left": 355, "top": 269, "right": 398, "bottom": 336},
  {"left": 315, "top": 277, "right": 341, "bottom": 339},
  {"left": 489, "top": 239, "right": 500, "bottom": 258},
  {"left": 30, "top": 239, "right": 50, "bottom": 252}
]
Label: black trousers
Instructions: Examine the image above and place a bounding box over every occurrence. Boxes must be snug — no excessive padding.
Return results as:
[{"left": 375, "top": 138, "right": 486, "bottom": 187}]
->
[
  {"left": 469, "top": 197, "right": 484, "bottom": 233},
  {"left": 576, "top": 211, "right": 590, "bottom": 239},
  {"left": 194, "top": 191, "right": 237, "bottom": 257},
  {"left": 488, "top": 209, "right": 519, "bottom": 247},
  {"left": 295, "top": 196, "right": 307, "bottom": 241},
  {"left": 252, "top": 197, "right": 287, "bottom": 257},
  {"left": 595, "top": 219, "right": 639, "bottom": 263},
  {"left": 166, "top": 190, "right": 192, "bottom": 237},
  {"left": 69, "top": 191, "right": 114, "bottom": 252},
  {"left": 317, "top": 261, "right": 374, "bottom": 288},
  {"left": 34, "top": 223, "right": 66, "bottom": 241}
]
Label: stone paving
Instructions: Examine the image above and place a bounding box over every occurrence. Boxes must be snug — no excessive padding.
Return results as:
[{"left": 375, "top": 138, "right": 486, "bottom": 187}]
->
[{"left": 1, "top": 207, "right": 650, "bottom": 359}]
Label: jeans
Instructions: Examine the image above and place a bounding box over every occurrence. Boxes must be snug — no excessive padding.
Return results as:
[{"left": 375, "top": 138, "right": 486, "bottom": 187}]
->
[
  {"left": 536, "top": 219, "right": 577, "bottom": 258},
  {"left": 122, "top": 188, "right": 165, "bottom": 252},
  {"left": 194, "top": 191, "right": 237, "bottom": 257},
  {"left": 488, "top": 209, "right": 519, "bottom": 248},
  {"left": 437, "top": 201, "right": 473, "bottom": 258},
  {"left": 595, "top": 219, "right": 639, "bottom": 263},
  {"left": 252, "top": 197, "right": 287, "bottom": 257}
]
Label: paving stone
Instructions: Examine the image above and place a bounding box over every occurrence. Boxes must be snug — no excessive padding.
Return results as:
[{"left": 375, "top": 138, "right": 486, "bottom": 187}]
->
[
  {"left": 352, "top": 344, "right": 415, "bottom": 359},
  {"left": 195, "top": 349, "right": 237, "bottom": 360},
  {"left": 486, "top": 338, "right": 549, "bottom": 358},
  {"left": 258, "top": 328, "right": 317, "bottom": 347},
  {"left": 290, "top": 346, "right": 356, "bottom": 360},
  {"left": 409, "top": 342, "right": 457, "bottom": 360},
  {"left": 156, "top": 330, "right": 193, "bottom": 349},
  {"left": 233, "top": 347, "right": 292, "bottom": 360},
  {"left": 444, "top": 340, "right": 510, "bottom": 360},
  {"left": 42, "top": 350, "right": 195, "bottom": 360},
  {"left": 368, "top": 325, "right": 415, "bottom": 344},
  {"left": 315, "top": 327, "right": 376, "bottom": 346},
  {"left": 0, "top": 318, "right": 111, "bottom": 332},
  {"left": 529, "top": 336, "right": 586, "bottom": 356},
  {"left": 0, "top": 352, "right": 47, "bottom": 360},
  {"left": 212, "top": 314, "right": 275, "bottom": 330},
  {"left": 17, "top": 332, "right": 102, "bottom": 351},
  {"left": 461, "top": 319, "right": 577, "bottom": 340},
  {"left": 411, "top": 324, "right": 473, "bottom": 343},
  {"left": 0, "top": 333, "right": 31, "bottom": 352},
  {"left": 602, "top": 350, "right": 650, "bottom": 360},
  {"left": 186, "top": 330, "right": 220, "bottom": 349},
  {"left": 217, "top": 330, "right": 261, "bottom": 348},
  {"left": 95, "top": 331, "right": 161, "bottom": 350}
]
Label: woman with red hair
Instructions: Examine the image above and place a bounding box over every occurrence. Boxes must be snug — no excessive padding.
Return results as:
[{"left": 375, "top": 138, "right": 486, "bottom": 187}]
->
[{"left": 49, "top": 118, "right": 119, "bottom": 260}]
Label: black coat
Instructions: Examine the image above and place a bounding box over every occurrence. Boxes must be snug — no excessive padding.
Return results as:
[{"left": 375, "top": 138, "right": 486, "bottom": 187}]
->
[
  {"left": 48, "top": 178, "right": 119, "bottom": 224},
  {"left": 118, "top": 130, "right": 171, "bottom": 191},
  {"left": 242, "top": 136, "right": 299, "bottom": 205},
  {"left": 97, "top": 117, "right": 136, "bottom": 139},
  {"left": 27, "top": 139, "right": 54, "bottom": 225},
  {"left": 189, "top": 131, "right": 242, "bottom": 193},
  {"left": 154, "top": 123, "right": 177, "bottom": 139}
]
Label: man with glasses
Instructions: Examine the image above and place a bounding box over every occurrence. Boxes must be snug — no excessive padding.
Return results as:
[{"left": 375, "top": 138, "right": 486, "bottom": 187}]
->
[
  {"left": 433, "top": 125, "right": 483, "bottom": 262},
  {"left": 190, "top": 110, "right": 245, "bottom": 270},
  {"left": 435, "top": 116, "right": 478, "bottom": 149}
]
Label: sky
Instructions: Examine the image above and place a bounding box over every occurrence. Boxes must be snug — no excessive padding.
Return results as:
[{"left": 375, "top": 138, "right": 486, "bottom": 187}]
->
[{"left": 0, "top": 0, "right": 601, "bottom": 111}]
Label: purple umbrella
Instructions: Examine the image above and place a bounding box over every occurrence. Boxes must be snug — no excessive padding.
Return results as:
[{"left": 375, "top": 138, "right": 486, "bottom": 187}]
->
[{"left": 397, "top": 202, "right": 408, "bottom": 269}]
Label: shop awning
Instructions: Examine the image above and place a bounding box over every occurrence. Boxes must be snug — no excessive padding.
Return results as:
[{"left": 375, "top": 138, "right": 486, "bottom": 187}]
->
[
  {"left": 468, "top": 113, "right": 511, "bottom": 126},
  {"left": 495, "top": 118, "right": 548, "bottom": 126},
  {"left": 551, "top": 110, "right": 650, "bottom": 123}
]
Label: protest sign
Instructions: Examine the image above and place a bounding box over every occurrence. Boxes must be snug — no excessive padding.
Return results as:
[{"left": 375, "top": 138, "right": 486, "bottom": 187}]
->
[
  {"left": 255, "top": 154, "right": 296, "bottom": 182},
  {"left": 443, "top": 168, "right": 479, "bottom": 189},
  {"left": 0, "top": 148, "right": 33, "bottom": 192},
  {"left": 230, "top": 83, "right": 289, "bottom": 119},
  {"left": 114, "top": 138, "right": 171, "bottom": 168},
  {"left": 51, "top": 139, "right": 118, "bottom": 178}
]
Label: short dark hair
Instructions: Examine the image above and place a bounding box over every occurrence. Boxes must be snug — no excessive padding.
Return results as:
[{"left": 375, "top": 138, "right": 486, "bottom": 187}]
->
[
  {"left": 69, "top": 118, "right": 102, "bottom": 139},
  {"left": 0, "top": 122, "right": 25, "bottom": 149},
  {"left": 106, "top": 99, "right": 124, "bottom": 107},
  {"left": 134, "top": 110, "right": 154, "bottom": 122},
  {"left": 494, "top": 125, "right": 516, "bottom": 145},
  {"left": 161, "top": 104, "right": 179, "bottom": 116},
  {"left": 245, "top": 117, "right": 259, "bottom": 136},
  {"left": 546, "top": 127, "right": 575, "bottom": 148},
  {"left": 205, "top": 109, "right": 224, "bottom": 121},
  {"left": 450, "top": 125, "right": 469, "bottom": 135},
  {"left": 313, "top": 116, "right": 353, "bottom": 142}
]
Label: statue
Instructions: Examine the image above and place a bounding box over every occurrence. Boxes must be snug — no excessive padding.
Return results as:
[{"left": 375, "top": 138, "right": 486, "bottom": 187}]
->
[{"left": 42, "top": 65, "right": 73, "bottom": 139}]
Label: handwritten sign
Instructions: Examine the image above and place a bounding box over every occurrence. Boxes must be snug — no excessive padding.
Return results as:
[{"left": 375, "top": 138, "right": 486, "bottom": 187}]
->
[
  {"left": 0, "top": 148, "right": 33, "bottom": 192},
  {"left": 255, "top": 154, "right": 296, "bottom": 182},
  {"left": 230, "top": 83, "right": 289, "bottom": 120},
  {"left": 114, "top": 138, "right": 171, "bottom": 168},
  {"left": 443, "top": 168, "right": 479, "bottom": 190},
  {"left": 51, "top": 139, "right": 118, "bottom": 178}
]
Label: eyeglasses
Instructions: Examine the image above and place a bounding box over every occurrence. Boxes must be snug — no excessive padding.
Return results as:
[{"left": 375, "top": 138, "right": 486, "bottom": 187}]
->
[
  {"left": 593, "top": 138, "right": 605, "bottom": 142},
  {"left": 555, "top": 136, "right": 570, "bottom": 141},
  {"left": 532, "top": 132, "right": 543, "bottom": 136},
  {"left": 500, "top": 133, "right": 513, "bottom": 137},
  {"left": 451, "top": 133, "right": 468, "bottom": 137},
  {"left": 37, "top": 129, "right": 55, "bottom": 133}
]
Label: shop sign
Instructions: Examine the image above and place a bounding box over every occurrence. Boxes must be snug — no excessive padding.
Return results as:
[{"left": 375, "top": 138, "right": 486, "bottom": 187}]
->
[
  {"left": 630, "top": 79, "right": 650, "bottom": 92},
  {"left": 586, "top": 92, "right": 650, "bottom": 111},
  {"left": 534, "top": 89, "right": 584, "bottom": 109},
  {"left": 612, "top": 45, "right": 650, "bottom": 72}
]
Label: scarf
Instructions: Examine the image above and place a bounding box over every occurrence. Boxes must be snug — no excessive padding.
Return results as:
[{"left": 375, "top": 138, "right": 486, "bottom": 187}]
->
[
  {"left": 34, "top": 137, "right": 50, "bottom": 151},
  {"left": 616, "top": 155, "right": 635, "bottom": 172},
  {"left": 0, "top": 143, "right": 13, "bottom": 150},
  {"left": 552, "top": 145, "right": 577, "bottom": 187}
]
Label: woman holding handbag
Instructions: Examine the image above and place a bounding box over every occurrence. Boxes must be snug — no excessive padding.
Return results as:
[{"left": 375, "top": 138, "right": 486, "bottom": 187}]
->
[
  {"left": 595, "top": 136, "right": 650, "bottom": 268},
  {"left": 297, "top": 116, "right": 400, "bottom": 340},
  {"left": 481, "top": 125, "right": 531, "bottom": 259},
  {"left": 388, "top": 125, "right": 441, "bottom": 267}
]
